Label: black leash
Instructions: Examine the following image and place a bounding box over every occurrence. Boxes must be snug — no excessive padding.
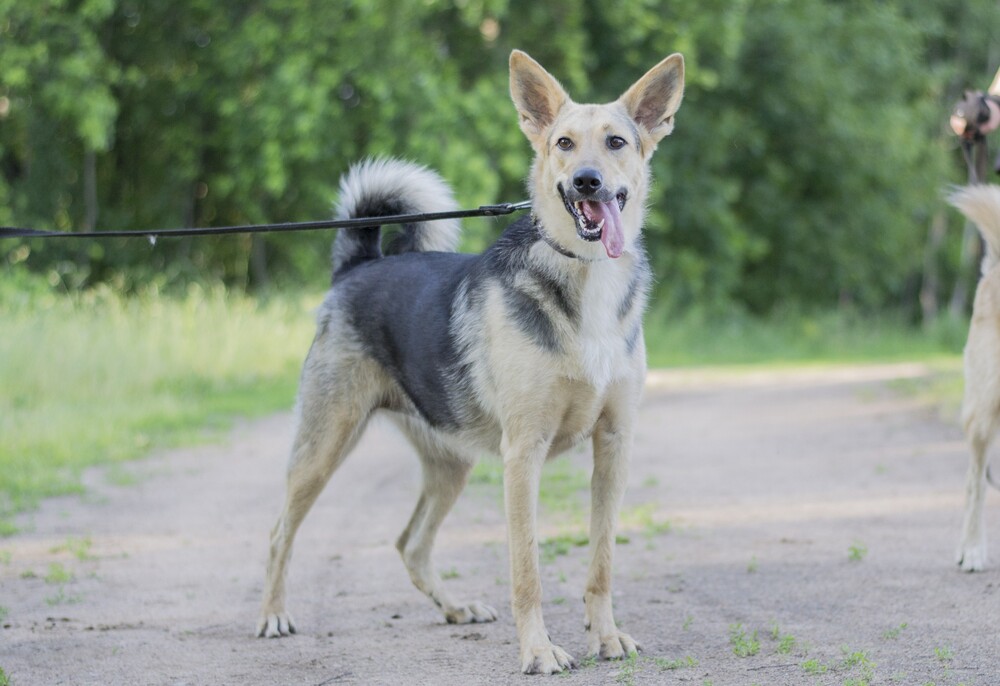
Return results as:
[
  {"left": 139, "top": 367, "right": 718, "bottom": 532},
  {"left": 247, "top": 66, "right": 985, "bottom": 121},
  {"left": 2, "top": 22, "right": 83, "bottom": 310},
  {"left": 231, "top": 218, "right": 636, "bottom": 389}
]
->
[{"left": 0, "top": 200, "right": 532, "bottom": 241}]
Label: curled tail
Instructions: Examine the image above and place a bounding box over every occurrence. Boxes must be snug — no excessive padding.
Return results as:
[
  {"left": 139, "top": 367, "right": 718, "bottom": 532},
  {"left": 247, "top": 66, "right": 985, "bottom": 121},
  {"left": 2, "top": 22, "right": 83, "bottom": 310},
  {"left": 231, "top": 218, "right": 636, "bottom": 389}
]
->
[
  {"left": 949, "top": 184, "right": 1000, "bottom": 275},
  {"left": 331, "top": 158, "right": 461, "bottom": 279}
]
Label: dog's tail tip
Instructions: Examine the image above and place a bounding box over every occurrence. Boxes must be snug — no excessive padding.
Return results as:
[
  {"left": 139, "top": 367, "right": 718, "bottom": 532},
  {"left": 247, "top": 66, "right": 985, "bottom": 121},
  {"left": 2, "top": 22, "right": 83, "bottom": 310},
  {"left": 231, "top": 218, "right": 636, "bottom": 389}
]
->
[{"left": 331, "top": 157, "right": 462, "bottom": 276}]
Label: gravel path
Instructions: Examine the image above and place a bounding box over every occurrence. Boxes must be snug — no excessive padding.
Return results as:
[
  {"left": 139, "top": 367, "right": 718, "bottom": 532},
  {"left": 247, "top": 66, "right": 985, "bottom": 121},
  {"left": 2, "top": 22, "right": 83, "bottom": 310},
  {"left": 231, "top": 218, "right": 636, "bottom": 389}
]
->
[{"left": 2, "top": 363, "right": 997, "bottom": 685}]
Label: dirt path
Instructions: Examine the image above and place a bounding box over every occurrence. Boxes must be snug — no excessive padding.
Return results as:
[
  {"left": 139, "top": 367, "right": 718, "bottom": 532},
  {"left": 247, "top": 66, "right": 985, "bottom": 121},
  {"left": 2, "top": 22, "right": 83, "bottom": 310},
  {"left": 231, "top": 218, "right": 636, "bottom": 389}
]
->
[{"left": 2, "top": 363, "right": 998, "bottom": 685}]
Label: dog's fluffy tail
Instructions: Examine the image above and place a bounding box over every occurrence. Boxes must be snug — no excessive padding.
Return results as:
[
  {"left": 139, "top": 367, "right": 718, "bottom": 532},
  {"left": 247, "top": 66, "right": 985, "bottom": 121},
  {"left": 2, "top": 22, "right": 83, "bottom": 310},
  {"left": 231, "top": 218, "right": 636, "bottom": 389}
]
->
[
  {"left": 949, "top": 184, "right": 1000, "bottom": 274},
  {"left": 331, "top": 158, "right": 461, "bottom": 278}
]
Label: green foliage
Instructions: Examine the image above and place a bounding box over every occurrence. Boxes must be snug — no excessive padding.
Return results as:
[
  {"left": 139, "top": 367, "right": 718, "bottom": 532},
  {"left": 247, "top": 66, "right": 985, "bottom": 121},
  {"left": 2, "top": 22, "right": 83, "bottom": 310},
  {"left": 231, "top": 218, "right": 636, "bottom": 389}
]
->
[
  {"left": 1, "top": 1, "right": 997, "bottom": 316},
  {"left": 729, "top": 623, "right": 761, "bottom": 657}
]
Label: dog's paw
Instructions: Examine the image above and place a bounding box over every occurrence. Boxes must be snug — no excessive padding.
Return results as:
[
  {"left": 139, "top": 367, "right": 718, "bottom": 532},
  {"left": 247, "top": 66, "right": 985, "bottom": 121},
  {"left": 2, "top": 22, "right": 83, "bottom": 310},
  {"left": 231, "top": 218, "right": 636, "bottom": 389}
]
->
[
  {"left": 445, "top": 601, "right": 498, "bottom": 624},
  {"left": 256, "top": 611, "right": 297, "bottom": 638},
  {"left": 957, "top": 543, "right": 988, "bottom": 572},
  {"left": 521, "top": 641, "right": 575, "bottom": 674},
  {"left": 586, "top": 629, "right": 641, "bottom": 661}
]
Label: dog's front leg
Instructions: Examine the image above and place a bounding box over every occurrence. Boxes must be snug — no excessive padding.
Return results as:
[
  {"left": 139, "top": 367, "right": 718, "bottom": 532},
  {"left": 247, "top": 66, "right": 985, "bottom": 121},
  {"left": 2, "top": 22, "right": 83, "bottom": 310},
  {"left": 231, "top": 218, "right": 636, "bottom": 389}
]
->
[
  {"left": 503, "top": 430, "right": 575, "bottom": 674},
  {"left": 584, "top": 388, "right": 641, "bottom": 660}
]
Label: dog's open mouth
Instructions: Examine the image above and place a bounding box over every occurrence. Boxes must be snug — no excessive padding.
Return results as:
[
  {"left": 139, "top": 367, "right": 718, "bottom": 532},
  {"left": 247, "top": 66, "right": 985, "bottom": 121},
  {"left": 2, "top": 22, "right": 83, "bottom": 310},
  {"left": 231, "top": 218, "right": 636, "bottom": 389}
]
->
[{"left": 557, "top": 184, "right": 628, "bottom": 259}]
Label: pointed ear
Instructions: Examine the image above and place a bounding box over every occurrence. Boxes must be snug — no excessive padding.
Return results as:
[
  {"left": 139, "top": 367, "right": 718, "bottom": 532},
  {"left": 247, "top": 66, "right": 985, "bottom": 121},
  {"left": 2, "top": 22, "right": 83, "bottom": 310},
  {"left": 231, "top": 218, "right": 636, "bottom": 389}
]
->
[
  {"left": 619, "top": 53, "right": 685, "bottom": 143},
  {"left": 509, "top": 50, "right": 569, "bottom": 143}
]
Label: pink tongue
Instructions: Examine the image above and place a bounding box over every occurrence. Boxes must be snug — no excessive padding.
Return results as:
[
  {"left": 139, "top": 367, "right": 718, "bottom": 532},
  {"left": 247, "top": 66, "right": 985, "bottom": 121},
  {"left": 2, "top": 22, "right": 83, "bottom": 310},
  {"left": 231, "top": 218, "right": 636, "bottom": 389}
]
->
[{"left": 581, "top": 200, "right": 624, "bottom": 258}]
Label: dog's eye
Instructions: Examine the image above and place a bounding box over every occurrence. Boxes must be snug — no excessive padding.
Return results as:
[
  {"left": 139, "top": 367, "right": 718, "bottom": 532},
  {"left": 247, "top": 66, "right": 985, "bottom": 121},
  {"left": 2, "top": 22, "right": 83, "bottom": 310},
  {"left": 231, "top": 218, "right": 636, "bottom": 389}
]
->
[
  {"left": 556, "top": 137, "right": 574, "bottom": 151},
  {"left": 607, "top": 136, "right": 627, "bottom": 150}
]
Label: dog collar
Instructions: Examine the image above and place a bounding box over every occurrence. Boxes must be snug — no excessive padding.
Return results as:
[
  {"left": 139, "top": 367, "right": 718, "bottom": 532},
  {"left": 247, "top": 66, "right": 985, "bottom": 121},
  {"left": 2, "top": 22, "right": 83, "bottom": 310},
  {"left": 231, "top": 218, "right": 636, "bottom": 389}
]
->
[{"left": 531, "top": 215, "right": 598, "bottom": 262}]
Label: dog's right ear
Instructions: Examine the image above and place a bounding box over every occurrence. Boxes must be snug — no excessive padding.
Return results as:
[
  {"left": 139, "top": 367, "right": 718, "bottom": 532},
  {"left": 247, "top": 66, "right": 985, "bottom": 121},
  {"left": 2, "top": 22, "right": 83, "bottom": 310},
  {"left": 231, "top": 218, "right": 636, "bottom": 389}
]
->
[{"left": 509, "top": 50, "right": 569, "bottom": 145}]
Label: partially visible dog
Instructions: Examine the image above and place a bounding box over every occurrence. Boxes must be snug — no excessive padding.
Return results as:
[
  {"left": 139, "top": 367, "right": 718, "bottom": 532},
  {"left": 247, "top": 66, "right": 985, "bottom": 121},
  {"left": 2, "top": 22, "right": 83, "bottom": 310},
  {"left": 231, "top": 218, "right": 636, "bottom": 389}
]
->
[
  {"left": 948, "top": 184, "right": 1000, "bottom": 571},
  {"left": 255, "top": 49, "right": 684, "bottom": 673}
]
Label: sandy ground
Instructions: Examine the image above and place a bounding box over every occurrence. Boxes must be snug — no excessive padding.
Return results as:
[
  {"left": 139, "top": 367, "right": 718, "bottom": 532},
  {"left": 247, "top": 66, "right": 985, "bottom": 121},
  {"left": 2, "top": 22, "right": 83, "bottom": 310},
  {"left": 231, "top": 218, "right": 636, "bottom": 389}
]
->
[{"left": 2, "top": 363, "right": 999, "bottom": 686}]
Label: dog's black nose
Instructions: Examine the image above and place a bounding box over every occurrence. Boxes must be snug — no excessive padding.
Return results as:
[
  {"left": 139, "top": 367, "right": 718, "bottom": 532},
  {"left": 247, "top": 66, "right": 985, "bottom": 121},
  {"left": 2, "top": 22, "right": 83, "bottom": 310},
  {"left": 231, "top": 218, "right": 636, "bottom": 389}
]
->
[{"left": 572, "top": 168, "right": 603, "bottom": 195}]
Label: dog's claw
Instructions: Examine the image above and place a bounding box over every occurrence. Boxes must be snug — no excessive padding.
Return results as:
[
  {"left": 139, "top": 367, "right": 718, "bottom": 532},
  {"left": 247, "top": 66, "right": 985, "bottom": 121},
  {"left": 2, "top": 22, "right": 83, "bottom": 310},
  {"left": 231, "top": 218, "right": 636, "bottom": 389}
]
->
[
  {"left": 521, "top": 643, "right": 575, "bottom": 674},
  {"left": 587, "top": 630, "right": 641, "bottom": 661},
  {"left": 445, "top": 601, "right": 498, "bottom": 624},
  {"left": 957, "top": 544, "right": 988, "bottom": 572},
  {"left": 256, "top": 612, "right": 297, "bottom": 638}
]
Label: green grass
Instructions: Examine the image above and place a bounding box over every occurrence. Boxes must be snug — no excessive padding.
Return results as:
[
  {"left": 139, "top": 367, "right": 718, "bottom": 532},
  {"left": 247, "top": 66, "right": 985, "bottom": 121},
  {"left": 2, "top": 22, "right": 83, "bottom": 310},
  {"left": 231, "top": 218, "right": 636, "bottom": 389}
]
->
[
  {"left": 0, "top": 278, "right": 316, "bottom": 532},
  {"left": 644, "top": 308, "right": 966, "bottom": 367},
  {"left": 729, "top": 623, "right": 761, "bottom": 657},
  {"left": 44, "top": 562, "right": 74, "bottom": 585},
  {"left": 1, "top": 274, "right": 969, "bottom": 538}
]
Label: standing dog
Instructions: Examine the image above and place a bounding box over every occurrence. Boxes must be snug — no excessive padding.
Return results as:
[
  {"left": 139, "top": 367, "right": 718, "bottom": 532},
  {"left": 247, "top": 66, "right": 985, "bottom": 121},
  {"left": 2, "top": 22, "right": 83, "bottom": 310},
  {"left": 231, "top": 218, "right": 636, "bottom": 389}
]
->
[
  {"left": 949, "top": 184, "right": 1000, "bottom": 572},
  {"left": 256, "top": 49, "right": 684, "bottom": 674}
]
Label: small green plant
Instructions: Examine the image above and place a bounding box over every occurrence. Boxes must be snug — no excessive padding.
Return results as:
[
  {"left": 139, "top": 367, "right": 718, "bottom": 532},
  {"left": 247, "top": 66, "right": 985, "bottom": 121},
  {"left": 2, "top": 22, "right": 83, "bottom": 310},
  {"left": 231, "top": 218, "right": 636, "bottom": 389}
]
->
[
  {"left": 934, "top": 646, "right": 953, "bottom": 663},
  {"left": 802, "top": 658, "right": 828, "bottom": 675},
  {"left": 881, "top": 622, "right": 908, "bottom": 640},
  {"left": 44, "top": 562, "right": 73, "bottom": 585},
  {"left": 44, "top": 587, "right": 82, "bottom": 606},
  {"left": 0, "top": 550, "right": 11, "bottom": 565},
  {"left": 682, "top": 614, "right": 694, "bottom": 631},
  {"left": 0, "top": 606, "right": 8, "bottom": 622},
  {"left": 620, "top": 503, "right": 672, "bottom": 538},
  {"left": 729, "top": 623, "right": 760, "bottom": 657},
  {"left": 441, "top": 567, "right": 460, "bottom": 580},
  {"left": 0, "top": 665, "right": 11, "bottom": 686},
  {"left": 50, "top": 536, "right": 94, "bottom": 561},
  {"left": 841, "top": 647, "right": 876, "bottom": 685},
  {"left": 19, "top": 570, "right": 36, "bottom": 579},
  {"left": 768, "top": 622, "right": 797, "bottom": 654},
  {"left": 539, "top": 533, "right": 588, "bottom": 563},
  {"left": 848, "top": 541, "right": 868, "bottom": 562},
  {"left": 747, "top": 556, "right": 759, "bottom": 573},
  {"left": 615, "top": 652, "right": 640, "bottom": 686},
  {"left": 654, "top": 655, "right": 697, "bottom": 670}
]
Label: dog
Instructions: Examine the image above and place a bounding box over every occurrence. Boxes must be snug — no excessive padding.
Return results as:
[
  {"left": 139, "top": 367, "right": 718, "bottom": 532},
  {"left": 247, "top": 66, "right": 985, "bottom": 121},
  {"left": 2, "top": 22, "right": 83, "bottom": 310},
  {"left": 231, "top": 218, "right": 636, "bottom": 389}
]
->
[
  {"left": 255, "top": 49, "right": 684, "bottom": 674},
  {"left": 949, "top": 184, "right": 1000, "bottom": 572}
]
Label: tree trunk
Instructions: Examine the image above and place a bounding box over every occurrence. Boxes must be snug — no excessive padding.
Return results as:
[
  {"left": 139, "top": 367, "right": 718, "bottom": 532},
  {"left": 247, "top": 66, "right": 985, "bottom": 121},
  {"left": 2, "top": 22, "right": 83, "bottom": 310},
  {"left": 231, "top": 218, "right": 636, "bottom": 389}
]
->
[
  {"left": 919, "top": 211, "right": 947, "bottom": 327},
  {"left": 83, "top": 149, "right": 98, "bottom": 232}
]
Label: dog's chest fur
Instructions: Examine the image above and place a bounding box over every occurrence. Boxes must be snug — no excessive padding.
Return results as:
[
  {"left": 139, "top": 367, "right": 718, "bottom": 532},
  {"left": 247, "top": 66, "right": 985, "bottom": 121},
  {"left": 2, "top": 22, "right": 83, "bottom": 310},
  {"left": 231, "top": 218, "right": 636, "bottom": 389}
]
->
[{"left": 567, "top": 256, "right": 646, "bottom": 390}]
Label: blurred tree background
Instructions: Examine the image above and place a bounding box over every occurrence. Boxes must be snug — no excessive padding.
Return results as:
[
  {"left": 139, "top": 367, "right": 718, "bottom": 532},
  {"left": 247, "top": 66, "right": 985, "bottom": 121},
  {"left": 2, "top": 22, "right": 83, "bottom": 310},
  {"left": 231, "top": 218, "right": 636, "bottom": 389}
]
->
[{"left": 2, "top": 0, "right": 999, "bottom": 321}]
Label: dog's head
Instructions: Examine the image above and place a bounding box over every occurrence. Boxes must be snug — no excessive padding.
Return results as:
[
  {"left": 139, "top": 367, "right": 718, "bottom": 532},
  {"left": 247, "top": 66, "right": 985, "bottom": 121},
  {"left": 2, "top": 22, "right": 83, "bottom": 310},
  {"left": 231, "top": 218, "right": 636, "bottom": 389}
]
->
[{"left": 510, "top": 50, "right": 684, "bottom": 260}]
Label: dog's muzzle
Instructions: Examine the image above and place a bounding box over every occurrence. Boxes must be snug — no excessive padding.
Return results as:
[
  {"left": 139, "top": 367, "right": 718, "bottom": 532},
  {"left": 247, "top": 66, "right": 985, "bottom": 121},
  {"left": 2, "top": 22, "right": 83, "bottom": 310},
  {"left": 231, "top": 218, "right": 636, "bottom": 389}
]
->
[{"left": 557, "top": 179, "right": 628, "bottom": 259}]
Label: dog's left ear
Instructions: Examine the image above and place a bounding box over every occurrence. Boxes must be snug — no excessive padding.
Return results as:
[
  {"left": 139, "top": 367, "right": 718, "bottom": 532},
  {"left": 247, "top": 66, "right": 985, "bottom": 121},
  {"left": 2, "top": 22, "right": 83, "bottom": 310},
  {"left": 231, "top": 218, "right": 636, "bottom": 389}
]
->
[{"left": 619, "top": 54, "right": 685, "bottom": 144}]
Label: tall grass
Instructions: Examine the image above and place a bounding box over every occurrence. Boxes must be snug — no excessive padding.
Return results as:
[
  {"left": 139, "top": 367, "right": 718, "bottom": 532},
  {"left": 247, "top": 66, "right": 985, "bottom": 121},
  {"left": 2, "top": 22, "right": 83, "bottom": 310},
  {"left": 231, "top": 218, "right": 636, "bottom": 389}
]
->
[
  {"left": 0, "top": 277, "right": 317, "bottom": 531},
  {"left": 644, "top": 307, "right": 967, "bottom": 367},
  {"left": 0, "top": 272, "right": 969, "bottom": 534}
]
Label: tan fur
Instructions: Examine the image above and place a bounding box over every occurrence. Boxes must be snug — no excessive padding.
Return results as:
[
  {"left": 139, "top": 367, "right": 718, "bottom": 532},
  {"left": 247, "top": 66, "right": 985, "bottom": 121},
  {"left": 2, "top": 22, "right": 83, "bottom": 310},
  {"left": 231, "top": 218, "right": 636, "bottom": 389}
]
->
[
  {"left": 256, "top": 50, "right": 684, "bottom": 674},
  {"left": 949, "top": 185, "right": 1000, "bottom": 571}
]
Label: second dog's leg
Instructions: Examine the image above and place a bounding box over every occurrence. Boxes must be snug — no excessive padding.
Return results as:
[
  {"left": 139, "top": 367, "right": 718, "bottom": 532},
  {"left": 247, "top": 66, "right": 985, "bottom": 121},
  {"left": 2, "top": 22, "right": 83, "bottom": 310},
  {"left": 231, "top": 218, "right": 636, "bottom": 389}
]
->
[
  {"left": 504, "top": 431, "right": 574, "bottom": 675},
  {"left": 958, "top": 431, "right": 990, "bottom": 571},
  {"left": 584, "top": 396, "right": 641, "bottom": 659}
]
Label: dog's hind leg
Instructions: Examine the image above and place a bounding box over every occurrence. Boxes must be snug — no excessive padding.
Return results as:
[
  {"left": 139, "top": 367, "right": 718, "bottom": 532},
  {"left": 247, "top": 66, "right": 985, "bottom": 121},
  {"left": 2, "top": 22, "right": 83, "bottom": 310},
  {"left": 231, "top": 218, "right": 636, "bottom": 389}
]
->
[
  {"left": 393, "top": 419, "right": 498, "bottom": 624},
  {"left": 256, "top": 357, "right": 381, "bottom": 637},
  {"left": 958, "top": 427, "right": 992, "bottom": 572}
]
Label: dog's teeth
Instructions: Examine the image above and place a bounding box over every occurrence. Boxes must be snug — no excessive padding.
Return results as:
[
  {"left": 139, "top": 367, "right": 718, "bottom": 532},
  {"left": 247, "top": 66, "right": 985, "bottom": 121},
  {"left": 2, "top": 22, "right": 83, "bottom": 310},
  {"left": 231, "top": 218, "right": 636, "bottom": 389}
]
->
[{"left": 597, "top": 219, "right": 605, "bottom": 230}]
